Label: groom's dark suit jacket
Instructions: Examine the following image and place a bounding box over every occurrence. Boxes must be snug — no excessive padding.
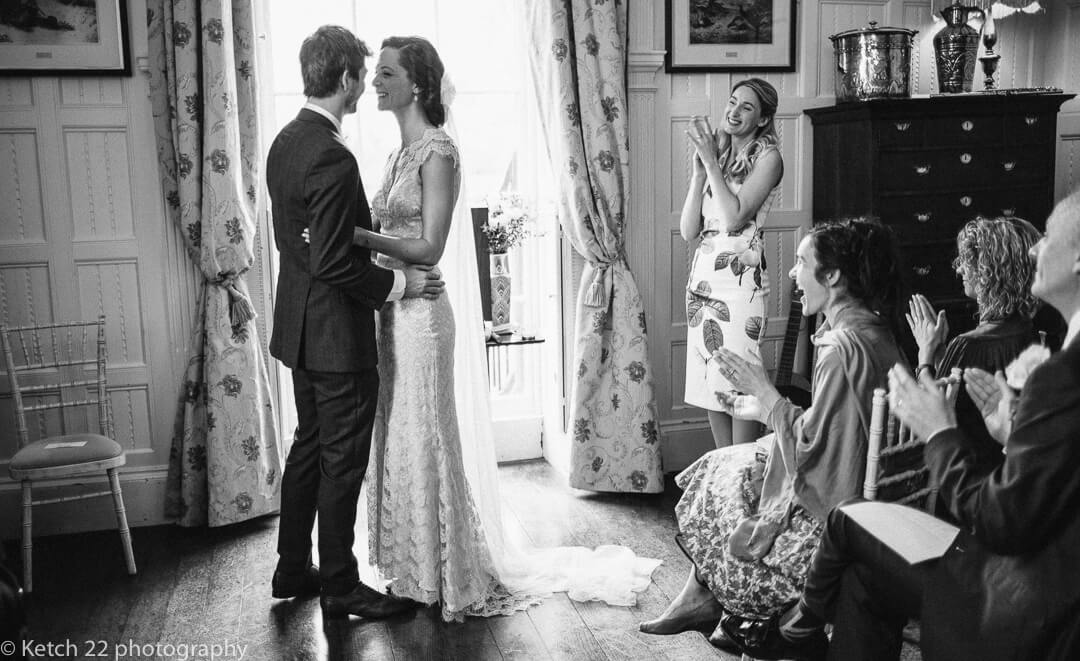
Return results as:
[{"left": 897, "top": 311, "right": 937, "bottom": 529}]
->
[
  {"left": 267, "top": 109, "right": 394, "bottom": 372},
  {"left": 921, "top": 335, "right": 1080, "bottom": 660}
]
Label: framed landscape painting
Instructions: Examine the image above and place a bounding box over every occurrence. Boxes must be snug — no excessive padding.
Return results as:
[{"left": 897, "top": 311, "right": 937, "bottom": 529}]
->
[
  {"left": 666, "top": 0, "right": 796, "bottom": 73},
  {"left": 0, "top": 0, "right": 131, "bottom": 75}
]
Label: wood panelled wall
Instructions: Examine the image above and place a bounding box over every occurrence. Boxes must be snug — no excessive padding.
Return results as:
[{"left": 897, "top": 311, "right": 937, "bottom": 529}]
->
[
  {"left": 0, "top": 0, "right": 211, "bottom": 536},
  {"left": 626, "top": 0, "right": 1080, "bottom": 471}
]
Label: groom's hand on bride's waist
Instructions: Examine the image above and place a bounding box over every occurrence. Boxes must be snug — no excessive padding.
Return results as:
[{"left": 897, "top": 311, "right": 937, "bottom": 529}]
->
[{"left": 403, "top": 265, "right": 445, "bottom": 299}]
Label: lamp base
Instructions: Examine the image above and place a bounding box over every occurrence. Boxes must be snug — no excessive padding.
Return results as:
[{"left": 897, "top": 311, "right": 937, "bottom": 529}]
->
[{"left": 979, "top": 54, "right": 1001, "bottom": 91}]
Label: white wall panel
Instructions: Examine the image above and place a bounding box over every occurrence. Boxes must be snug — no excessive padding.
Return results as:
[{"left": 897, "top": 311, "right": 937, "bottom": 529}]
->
[
  {"left": 0, "top": 264, "right": 53, "bottom": 328},
  {"left": 75, "top": 260, "right": 147, "bottom": 367},
  {"left": 0, "top": 131, "right": 46, "bottom": 244},
  {"left": 65, "top": 130, "right": 136, "bottom": 242},
  {"left": 0, "top": 79, "right": 33, "bottom": 106},
  {"left": 60, "top": 78, "right": 125, "bottom": 106}
]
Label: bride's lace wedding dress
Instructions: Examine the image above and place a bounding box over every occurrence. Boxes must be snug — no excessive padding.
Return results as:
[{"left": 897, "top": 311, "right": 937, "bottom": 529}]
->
[{"left": 367, "top": 127, "right": 659, "bottom": 622}]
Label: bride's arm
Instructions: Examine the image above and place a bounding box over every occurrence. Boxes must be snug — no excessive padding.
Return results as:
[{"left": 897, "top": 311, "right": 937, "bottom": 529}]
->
[{"left": 354, "top": 153, "right": 455, "bottom": 266}]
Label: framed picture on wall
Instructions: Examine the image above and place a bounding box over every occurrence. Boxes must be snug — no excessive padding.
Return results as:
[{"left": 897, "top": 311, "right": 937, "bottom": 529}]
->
[
  {"left": 0, "top": 0, "right": 131, "bottom": 75},
  {"left": 666, "top": 0, "right": 796, "bottom": 73}
]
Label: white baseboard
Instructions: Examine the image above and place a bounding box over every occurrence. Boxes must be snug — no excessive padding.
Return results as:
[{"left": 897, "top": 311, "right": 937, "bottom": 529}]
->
[
  {"left": 493, "top": 415, "right": 543, "bottom": 463},
  {"left": 0, "top": 469, "right": 170, "bottom": 540}
]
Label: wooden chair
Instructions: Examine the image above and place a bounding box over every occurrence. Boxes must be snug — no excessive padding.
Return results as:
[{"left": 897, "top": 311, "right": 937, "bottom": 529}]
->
[
  {"left": 863, "top": 367, "right": 963, "bottom": 509},
  {"left": 773, "top": 280, "right": 812, "bottom": 410},
  {"left": 858, "top": 368, "right": 963, "bottom": 652},
  {"left": 1, "top": 317, "right": 136, "bottom": 592}
]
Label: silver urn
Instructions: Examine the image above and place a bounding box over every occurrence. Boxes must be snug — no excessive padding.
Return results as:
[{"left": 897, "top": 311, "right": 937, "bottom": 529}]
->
[{"left": 830, "top": 21, "right": 918, "bottom": 103}]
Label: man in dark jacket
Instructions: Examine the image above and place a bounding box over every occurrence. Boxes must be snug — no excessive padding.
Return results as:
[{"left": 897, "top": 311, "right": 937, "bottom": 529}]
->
[
  {"left": 725, "top": 189, "right": 1080, "bottom": 660},
  {"left": 266, "top": 25, "right": 441, "bottom": 619}
]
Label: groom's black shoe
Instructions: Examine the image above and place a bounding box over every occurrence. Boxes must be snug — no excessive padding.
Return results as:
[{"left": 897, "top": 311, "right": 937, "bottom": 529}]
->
[
  {"left": 271, "top": 564, "right": 320, "bottom": 599},
  {"left": 321, "top": 582, "right": 419, "bottom": 619}
]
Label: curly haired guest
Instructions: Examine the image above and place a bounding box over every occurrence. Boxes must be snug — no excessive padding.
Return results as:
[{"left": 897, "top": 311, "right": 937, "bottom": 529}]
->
[{"left": 905, "top": 216, "right": 1042, "bottom": 470}]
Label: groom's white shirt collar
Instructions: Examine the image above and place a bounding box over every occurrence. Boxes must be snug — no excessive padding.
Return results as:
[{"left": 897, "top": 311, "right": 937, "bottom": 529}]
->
[{"left": 303, "top": 102, "right": 342, "bottom": 134}]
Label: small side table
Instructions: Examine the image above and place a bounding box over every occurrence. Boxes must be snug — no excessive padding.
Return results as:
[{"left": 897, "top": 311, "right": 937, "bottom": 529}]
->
[{"left": 485, "top": 331, "right": 545, "bottom": 393}]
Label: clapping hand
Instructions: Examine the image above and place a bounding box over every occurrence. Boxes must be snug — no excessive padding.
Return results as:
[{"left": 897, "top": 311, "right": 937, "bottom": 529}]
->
[
  {"left": 887, "top": 363, "right": 956, "bottom": 440},
  {"left": 964, "top": 367, "right": 1015, "bottom": 446},
  {"left": 905, "top": 294, "right": 948, "bottom": 366},
  {"left": 713, "top": 391, "right": 766, "bottom": 422},
  {"left": 686, "top": 116, "right": 727, "bottom": 173},
  {"left": 713, "top": 347, "right": 775, "bottom": 400}
]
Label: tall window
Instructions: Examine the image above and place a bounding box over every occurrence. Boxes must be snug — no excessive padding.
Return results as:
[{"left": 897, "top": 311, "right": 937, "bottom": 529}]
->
[{"left": 263, "top": 1, "right": 565, "bottom": 459}]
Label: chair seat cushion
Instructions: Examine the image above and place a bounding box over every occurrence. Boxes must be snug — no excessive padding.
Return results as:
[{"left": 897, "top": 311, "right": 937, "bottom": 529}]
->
[{"left": 9, "top": 434, "right": 122, "bottom": 471}]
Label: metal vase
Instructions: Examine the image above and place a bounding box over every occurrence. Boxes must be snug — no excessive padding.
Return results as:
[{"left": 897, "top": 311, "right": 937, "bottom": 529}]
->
[
  {"left": 489, "top": 252, "right": 512, "bottom": 333},
  {"left": 933, "top": 2, "right": 985, "bottom": 93}
]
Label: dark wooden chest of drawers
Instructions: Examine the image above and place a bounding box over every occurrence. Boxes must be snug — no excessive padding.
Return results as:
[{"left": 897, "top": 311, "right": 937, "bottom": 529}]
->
[{"left": 805, "top": 93, "right": 1073, "bottom": 341}]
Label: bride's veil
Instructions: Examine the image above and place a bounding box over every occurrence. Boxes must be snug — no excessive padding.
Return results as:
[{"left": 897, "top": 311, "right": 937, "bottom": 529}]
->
[
  {"left": 439, "top": 73, "right": 509, "bottom": 558},
  {"left": 439, "top": 72, "right": 660, "bottom": 605}
]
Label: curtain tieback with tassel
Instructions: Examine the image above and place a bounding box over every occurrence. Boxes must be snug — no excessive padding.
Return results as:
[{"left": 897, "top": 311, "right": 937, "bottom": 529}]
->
[
  {"left": 583, "top": 255, "right": 628, "bottom": 308},
  {"left": 211, "top": 271, "right": 257, "bottom": 328}
]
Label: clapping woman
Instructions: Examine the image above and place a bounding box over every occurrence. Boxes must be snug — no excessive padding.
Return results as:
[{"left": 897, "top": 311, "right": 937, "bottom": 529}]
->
[
  {"left": 905, "top": 216, "right": 1042, "bottom": 468},
  {"left": 681, "top": 78, "right": 784, "bottom": 448}
]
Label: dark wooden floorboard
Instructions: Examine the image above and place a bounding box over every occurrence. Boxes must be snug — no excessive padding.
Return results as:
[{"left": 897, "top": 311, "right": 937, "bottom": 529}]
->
[{"left": 8, "top": 460, "right": 923, "bottom": 660}]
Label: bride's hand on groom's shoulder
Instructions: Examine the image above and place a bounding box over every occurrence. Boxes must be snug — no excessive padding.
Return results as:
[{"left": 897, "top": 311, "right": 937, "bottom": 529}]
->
[{"left": 403, "top": 264, "right": 444, "bottom": 299}]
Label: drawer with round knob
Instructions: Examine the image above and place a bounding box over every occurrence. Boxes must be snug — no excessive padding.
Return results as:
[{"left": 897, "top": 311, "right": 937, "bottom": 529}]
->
[
  {"left": 923, "top": 115, "right": 1003, "bottom": 146},
  {"left": 879, "top": 147, "right": 1002, "bottom": 192},
  {"left": 879, "top": 184, "right": 1050, "bottom": 242}
]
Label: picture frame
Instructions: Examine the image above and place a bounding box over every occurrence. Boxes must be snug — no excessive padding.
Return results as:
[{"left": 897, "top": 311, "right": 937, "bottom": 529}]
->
[
  {"left": 666, "top": 0, "right": 797, "bottom": 73},
  {"left": 0, "top": 0, "right": 131, "bottom": 76}
]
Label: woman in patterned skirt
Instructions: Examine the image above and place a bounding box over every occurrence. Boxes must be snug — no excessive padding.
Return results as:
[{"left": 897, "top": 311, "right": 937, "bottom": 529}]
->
[
  {"left": 641, "top": 219, "right": 906, "bottom": 649},
  {"left": 681, "top": 78, "right": 784, "bottom": 448}
]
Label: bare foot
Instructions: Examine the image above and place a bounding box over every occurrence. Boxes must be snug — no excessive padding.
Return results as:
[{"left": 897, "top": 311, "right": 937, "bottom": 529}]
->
[{"left": 639, "top": 579, "right": 723, "bottom": 635}]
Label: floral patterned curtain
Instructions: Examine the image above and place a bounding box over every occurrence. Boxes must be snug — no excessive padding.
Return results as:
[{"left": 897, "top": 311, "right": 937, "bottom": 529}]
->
[
  {"left": 147, "top": 0, "right": 281, "bottom": 526},
  {"left": 526, "top": 0, "right": 662, "bottom": 493}
]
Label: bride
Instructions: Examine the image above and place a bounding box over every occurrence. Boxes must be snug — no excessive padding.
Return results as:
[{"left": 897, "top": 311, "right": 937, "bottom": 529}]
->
[{"left": 346, "top": 36, "right": 660, "bottom": 621}]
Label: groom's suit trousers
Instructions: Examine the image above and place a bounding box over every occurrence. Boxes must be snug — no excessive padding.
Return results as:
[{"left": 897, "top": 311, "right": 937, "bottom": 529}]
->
[{"left": 277, "top": 367, "right": 380, "bottom": 596}]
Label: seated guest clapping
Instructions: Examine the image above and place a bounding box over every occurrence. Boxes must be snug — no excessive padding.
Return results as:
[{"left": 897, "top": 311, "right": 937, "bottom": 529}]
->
[
  {"left": 725, "top": 190, "right": 1080, "bottom": 661},
  {"left": 906, "top": 215, "right": 1042, "bottom": 470},
  {"left": 639, "top": 218, "right": 905, "bottom": 651}
]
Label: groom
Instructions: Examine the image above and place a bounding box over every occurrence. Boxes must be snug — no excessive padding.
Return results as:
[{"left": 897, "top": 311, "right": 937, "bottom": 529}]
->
[{"left": 266, "top": 25, "right": 441, "bottom": 618}]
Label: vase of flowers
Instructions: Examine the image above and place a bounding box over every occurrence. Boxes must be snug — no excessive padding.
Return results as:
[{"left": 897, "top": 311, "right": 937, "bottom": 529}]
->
[{"left": 481, "top": 192, "right": 532, "bottom": 333}]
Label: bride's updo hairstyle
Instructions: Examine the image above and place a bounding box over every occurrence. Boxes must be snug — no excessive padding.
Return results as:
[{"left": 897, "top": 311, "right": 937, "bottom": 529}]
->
[
  {"left": 810, "top": 217, "right": 905, "bottom": 333},
  {"left": 381, "top": 36, "right": 446, "bottom": 127}
]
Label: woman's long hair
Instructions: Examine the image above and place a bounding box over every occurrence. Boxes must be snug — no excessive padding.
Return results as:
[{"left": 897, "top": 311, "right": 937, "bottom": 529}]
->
[
  {"left": 724, "top": 78, "right": 779, "bottom": 184},
  {"left": 810, "top": 217, "right": 905, "bottom": 334},
  {"left": 953, "top": 216, "right": 1042, "bottom": 321},
  {"left": 381, "top": 36, "right": 446, "bottom": 127}
]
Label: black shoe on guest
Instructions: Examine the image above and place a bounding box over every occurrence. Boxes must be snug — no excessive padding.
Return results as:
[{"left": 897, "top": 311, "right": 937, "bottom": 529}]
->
[
  {"left": 271, "top": 564, "right": 320, "bottom": 599},
  {"left": 707, "top": 620, "right": 739, "bottom": 651},
  {"left": 320, "top": 582, "right": 420, "bottom": 619},
  {"left": 720, "top": 611, "right": 828, "bottom": 661}
]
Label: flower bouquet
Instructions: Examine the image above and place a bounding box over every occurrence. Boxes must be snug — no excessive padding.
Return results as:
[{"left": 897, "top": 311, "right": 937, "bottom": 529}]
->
[
  {"left": 481, "top": 193, "right": 532, "bottom": 333},
  {"left": 481, "top": 192, "right": 532, "bottom": 254}
]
